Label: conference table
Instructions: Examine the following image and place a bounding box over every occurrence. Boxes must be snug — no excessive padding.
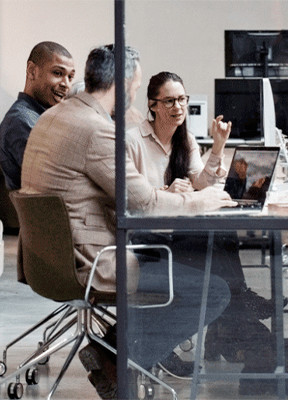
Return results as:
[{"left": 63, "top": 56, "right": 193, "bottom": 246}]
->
[{"left": 119, "top": 148, "right": 288, "bottom": 399}]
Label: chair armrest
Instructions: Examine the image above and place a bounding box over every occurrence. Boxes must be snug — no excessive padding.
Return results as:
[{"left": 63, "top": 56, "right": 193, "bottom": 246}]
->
[{"left": 85, "top": 244, "right": 173, "bottom": 308}]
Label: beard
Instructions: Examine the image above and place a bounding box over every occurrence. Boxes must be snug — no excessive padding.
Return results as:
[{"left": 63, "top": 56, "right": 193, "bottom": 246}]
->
[
  {"left": 125, "top": 89, "right": 132, "bottom": 111},
  {"left": 111, "top": 89, "right": 132, "bottom": 121}
]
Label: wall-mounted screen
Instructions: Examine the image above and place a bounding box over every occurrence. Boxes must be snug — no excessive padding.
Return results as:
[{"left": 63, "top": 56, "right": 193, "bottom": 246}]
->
[{"left": 225, "top": 30, "right": 288, "bottom": 78}]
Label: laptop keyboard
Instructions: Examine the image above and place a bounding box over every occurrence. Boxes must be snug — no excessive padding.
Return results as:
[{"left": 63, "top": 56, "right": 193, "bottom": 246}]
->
[
  {"left": 215, "top": 200, "right": 263, "bottom": 214},
  {"left": 234, "top": 200, "right": 262, "bottom": 209}
]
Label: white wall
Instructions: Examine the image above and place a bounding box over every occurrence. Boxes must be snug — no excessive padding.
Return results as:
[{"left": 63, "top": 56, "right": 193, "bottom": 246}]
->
[
  {"left": 0, "top": 0, "right": 287, "bottom": 130},
  {"left": 0, "top": 0, "right": 114, "bottom": 119},
  {"left": 126, "top": 0, "right": 288, "bottom": 128}
]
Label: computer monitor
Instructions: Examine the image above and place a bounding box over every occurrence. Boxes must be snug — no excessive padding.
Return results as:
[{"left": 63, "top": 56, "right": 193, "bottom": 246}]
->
[
  {"left": 215, "top": 78, "right": 288, "bottom": 143},
  {"left": 263, "top": 78, "right": 288, "bottom": 164},
  {"left": 215, "top": 79, "right": 262, "bottom": 141},
  {"left": 225, "top": 30, "right": 288, "bottom": 78}
]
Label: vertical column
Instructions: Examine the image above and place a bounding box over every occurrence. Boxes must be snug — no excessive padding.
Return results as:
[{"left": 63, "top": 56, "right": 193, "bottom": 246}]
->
[{"left": 115, "top": 0, "right": 128, "bottom": 398}]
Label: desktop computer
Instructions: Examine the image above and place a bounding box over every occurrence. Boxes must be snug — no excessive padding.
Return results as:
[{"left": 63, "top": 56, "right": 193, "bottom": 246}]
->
[{"left": 215, "top": 78, "right": 288, "bottom": 143}]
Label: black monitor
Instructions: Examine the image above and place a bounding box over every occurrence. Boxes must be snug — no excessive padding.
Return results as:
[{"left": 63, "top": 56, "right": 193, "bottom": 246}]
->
[
  {"left": 215, "top": 79, "right": 262, "bottom": 141},
  {"left": 215, "top": 78, "right": 288, "bottom": 141},
  {"left": 225, "top": 30, "right": 288, "bottom": 78}
]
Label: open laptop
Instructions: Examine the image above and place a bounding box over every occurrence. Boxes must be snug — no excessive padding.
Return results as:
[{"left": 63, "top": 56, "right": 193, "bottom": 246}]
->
[{"left": 206, "top": 146, "right": 280, "bottom": 215}]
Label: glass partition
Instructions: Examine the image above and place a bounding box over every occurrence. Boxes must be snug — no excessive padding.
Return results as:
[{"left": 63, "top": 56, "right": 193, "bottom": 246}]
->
[
  {"left": 123, "top": 227, "right": 288, "bottom": 399},
  {"left": 116, "top": 1, "right": 288, "bottom": 399}
]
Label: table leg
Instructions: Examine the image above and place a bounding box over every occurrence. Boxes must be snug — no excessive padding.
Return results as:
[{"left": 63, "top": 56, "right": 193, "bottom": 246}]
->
[
  {"left": 190, "top": 231, "right": 214, "bottom": 400},
  {"left": 270, "top": 230, "right": 286, "bottom": 399}
]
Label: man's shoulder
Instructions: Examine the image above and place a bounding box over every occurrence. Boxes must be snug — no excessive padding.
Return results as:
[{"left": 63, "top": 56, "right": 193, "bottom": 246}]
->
[
  {"left": 0, "top": 93, "right": 44, "bottom": 132},
  {"left": 33, "top": 96, "right": 115, "bottom": 142},
  {"left": 9, "top": 93, "right": 44, "bottom": 114},
  {"left": 49, "top": 93, "right": 112, "bottom": 125}
]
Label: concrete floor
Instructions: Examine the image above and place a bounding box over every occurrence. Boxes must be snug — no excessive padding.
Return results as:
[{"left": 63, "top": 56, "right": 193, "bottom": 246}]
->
[{"left": 0, "top": 233, "right": 287, "bottom": 400}]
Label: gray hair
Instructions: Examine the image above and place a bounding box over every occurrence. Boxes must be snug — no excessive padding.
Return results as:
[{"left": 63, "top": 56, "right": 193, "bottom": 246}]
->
[
  {"left": 84, "top": 44, "right": 140, "bottom": 93},
  {"left": 65, "top": 80, "right": 85, "bottom": 99}
]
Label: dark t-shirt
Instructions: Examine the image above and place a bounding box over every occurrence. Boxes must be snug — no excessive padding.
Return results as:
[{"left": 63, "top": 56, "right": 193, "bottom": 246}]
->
[{"left": 0, "top": 92, "right": 46, "bottom": 190}]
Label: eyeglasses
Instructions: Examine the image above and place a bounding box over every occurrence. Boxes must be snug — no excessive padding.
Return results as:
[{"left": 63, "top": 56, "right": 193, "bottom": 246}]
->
[{"left": 151, "top": 95, "right": 190, "bottom": 109}]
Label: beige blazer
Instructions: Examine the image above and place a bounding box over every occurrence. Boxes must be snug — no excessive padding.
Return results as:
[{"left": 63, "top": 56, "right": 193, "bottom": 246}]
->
[{"left": 21, "top": 92, "right": 203, "bottom": 293}]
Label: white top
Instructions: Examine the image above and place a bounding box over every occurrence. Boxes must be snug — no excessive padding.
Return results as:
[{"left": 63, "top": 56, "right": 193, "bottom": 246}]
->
[{"left": 126, "top": 119, "right": 226, "bottom": 190}]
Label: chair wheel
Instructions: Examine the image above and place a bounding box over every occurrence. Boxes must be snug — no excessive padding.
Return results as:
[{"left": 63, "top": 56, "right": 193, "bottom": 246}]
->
[
  {"left": 7, "top": 382, "right": 23, "bottom": 399},
  {"left": 0, "top": 360, "right": 7, "bottom": 376},
  {"left": 37, "top": 341, "right": 50, "bottom": 365},
  {"left": 179, "top": 338, "right": 194, "bottom": 352},
  {"left": 138, "top": 383, "right": 155, "bottom": 400},
  {"left": 25, "top": 368, "right": 40, "bottom": 385},
  {"left": 149, "top": 365, "right": 162, "bottom": 379}
]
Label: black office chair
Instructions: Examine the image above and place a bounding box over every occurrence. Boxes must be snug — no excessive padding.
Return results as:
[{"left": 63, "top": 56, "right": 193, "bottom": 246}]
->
[{"left": 0, "top": 191, "right": 176, "bottom": 400}]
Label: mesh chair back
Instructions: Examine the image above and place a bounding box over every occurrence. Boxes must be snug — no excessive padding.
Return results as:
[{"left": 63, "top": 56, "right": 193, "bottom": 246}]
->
[{"left": 10, "top": 192, "right": 86, "bottom": 302}]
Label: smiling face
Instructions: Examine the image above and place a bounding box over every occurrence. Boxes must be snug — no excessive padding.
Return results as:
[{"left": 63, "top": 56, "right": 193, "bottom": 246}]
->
[
  {"left": 151, "top": 80, "right": 187, "bottom": 129},
  {"left": 28, "top": 52, "right": 75, "bottom": 108}
]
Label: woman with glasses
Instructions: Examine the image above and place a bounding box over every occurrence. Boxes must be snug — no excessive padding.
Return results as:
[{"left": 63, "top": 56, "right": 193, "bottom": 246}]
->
[
  {"left": 126, "top": 71, "right": 280, "bottom": 396},
  {"left": 126, "top": 71, "right": 230, "bottom": 193}
]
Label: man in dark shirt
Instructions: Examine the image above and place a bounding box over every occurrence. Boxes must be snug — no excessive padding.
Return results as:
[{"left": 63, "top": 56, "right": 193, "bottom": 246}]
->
[
  {"left": 0, "top": 41, "right": 75, "bottom": 190},
  {"left": 224, "top": 157, "right": 248, "bottom": 199}
]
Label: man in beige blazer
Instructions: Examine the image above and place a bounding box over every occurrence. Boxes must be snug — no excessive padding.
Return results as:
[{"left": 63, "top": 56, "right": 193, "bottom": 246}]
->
[{"left": 21, "top": 45, "right": 233, "bottom": 398}]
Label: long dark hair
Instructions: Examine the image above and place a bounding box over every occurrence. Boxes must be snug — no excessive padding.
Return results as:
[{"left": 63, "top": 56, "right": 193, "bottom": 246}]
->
[{"left": 148, "top": 72, "right": 190, "bottom": 186}]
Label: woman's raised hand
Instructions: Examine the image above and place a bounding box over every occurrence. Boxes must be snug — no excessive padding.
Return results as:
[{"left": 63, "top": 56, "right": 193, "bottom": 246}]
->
[{"left": 211, "top": 115, "right": 232, "bottom": 157}]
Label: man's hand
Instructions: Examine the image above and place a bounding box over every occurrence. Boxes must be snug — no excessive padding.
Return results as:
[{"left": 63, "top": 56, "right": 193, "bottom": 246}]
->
[{"left": 252, "top": 177, "right": 266, "bottom": 189}]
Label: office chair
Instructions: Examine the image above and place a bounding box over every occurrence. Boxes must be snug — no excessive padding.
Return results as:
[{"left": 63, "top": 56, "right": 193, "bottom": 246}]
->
[
  {"left": 0, "top": 191, "right": 177, "bottom": 400},
  {"left": 0, "top": 228, "right": 76, "bottom": 378},
  {"left": 0, "top": 217, "right": 61, "bottom": 379}
]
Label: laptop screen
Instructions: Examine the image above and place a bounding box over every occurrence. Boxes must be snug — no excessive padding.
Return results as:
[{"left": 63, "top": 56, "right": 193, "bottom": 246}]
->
[{"left": 224, "top": 146, "right": 280, "bottom": 205}]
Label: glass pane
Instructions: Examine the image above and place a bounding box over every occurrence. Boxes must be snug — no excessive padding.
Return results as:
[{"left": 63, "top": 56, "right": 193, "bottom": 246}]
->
[
  {"left": 124, "top": 0, "right": 288, "bottom": 218},
  {"left": 126, "top": 228, "right": 288, "bottom": 399},
  {"left": 124, "top": 1, "right": 288, "bottom": 399}
]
